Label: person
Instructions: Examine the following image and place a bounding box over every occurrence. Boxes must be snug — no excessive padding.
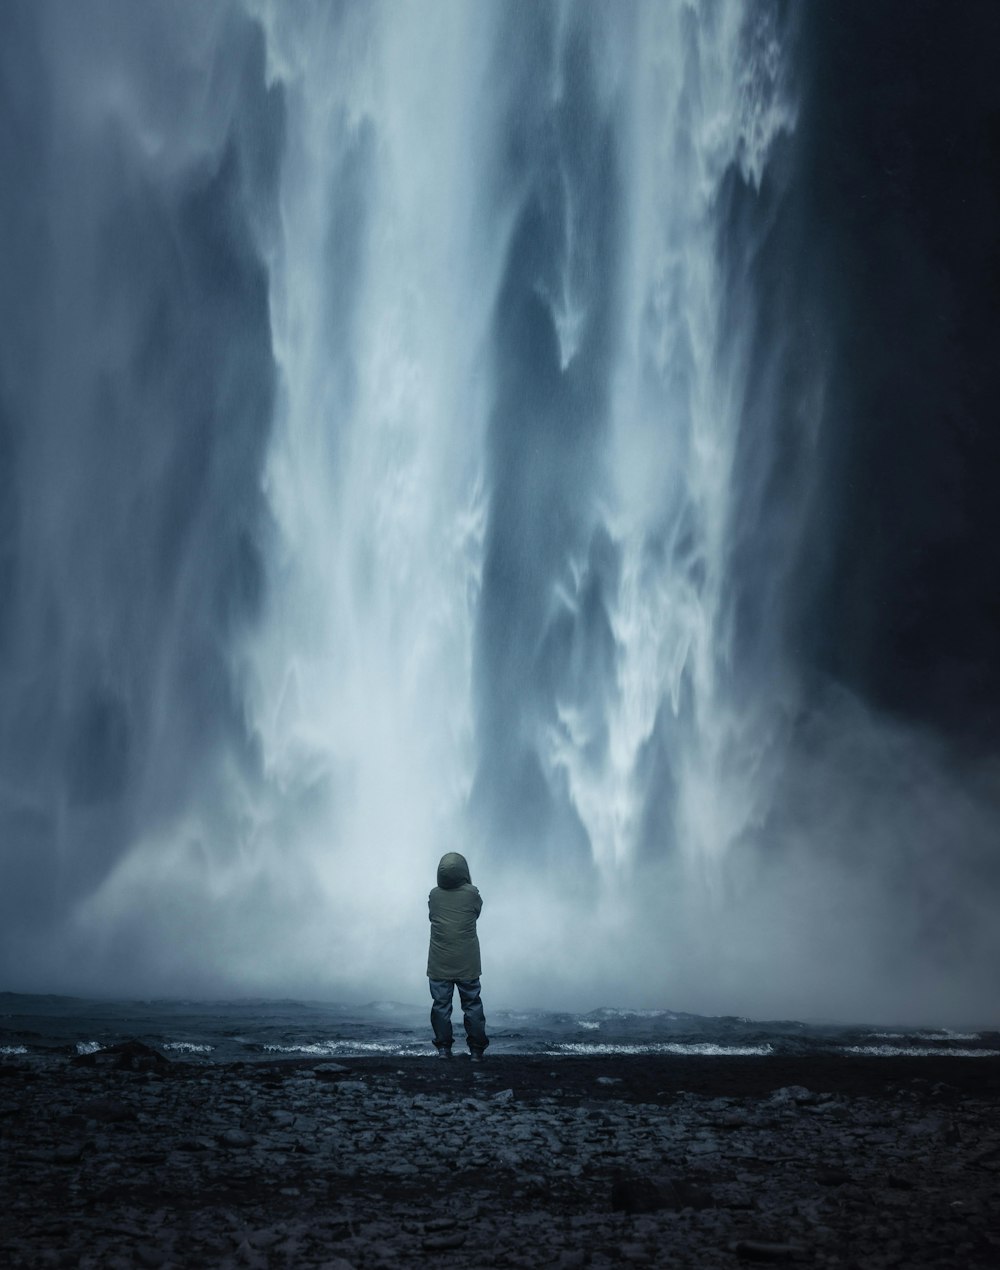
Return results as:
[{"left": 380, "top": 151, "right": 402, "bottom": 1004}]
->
[{"left": 427, "top": 852, "right": 489, "bottom": 1060}]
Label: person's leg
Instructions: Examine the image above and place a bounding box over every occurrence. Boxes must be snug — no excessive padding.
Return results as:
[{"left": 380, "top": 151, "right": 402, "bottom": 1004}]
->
[
  {"left": 456, "top": 978, "right": 488, "bottom": 1054},
  {"left": 428, "top": 979, "right": 455, "bottom": 1051}
]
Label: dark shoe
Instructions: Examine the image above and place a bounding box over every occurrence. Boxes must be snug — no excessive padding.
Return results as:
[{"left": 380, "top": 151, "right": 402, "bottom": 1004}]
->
[
  {"left": 437, "top": 1048, "right": 453, "bottom": 1060},
  {"left": 470, "top": 1050, "right": 485, "bottom": 1062}
]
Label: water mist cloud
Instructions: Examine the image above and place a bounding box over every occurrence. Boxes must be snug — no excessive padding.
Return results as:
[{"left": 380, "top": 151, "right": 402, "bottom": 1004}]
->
[
  {"left": 0, "top": 0, "right": 279, "bottom": 966},
  {"left": 0, "top": 2, "right": 997, "bottom": 1026}
]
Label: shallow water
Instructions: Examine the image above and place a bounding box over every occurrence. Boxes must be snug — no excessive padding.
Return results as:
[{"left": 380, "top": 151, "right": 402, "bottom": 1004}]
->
[{"left": 2, "top": 993, "right": 998, "bottom": 1063}]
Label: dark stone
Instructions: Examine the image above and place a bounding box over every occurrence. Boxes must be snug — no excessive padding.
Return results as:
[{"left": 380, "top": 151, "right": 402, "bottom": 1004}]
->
[
  {"left": 220, "top": 1128, "right": 254, "bottom": 1148},
  {"left": 611, "top": 1174, "right": 714, "bottom": 1213},
  {"left": 312, "top": 1063, "right": 351, "bottom": 1081},
  {"left": 731, "top": 1240, "right": 805, "bottom": 1261},
  {"left": 71, "top": 1040, "right": 171, "bottom": 1073},
  {"left": 423, "top": 1232, "right": 464, "bottom": 1251},
  {"left": 815, "top": 1168, "right": 852, "bottom": 1186},
  {"left": 79, "top": 1097, "right": 138, "bottom": 1123}
]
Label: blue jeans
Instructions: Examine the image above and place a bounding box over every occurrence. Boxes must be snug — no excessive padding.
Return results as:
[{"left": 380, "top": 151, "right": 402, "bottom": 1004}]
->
[{"left": 429, "top": 978, "right": 488, "bottom": 1053}]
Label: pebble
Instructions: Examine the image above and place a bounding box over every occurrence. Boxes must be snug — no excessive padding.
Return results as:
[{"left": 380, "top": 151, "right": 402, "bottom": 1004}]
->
[{"left": 2, "top": 1051, "right": 997, "bottom": 1268}]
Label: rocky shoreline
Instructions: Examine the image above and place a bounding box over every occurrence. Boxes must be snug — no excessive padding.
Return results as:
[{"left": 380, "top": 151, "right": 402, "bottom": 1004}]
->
[{"left": 3, "top": 1046, "right": 998, "bottom": 1267}]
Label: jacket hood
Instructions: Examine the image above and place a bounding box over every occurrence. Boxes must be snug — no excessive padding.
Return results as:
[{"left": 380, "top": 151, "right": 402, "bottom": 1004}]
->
[{"left": 437, "top": 852, "right": 471, "bottom": 889}]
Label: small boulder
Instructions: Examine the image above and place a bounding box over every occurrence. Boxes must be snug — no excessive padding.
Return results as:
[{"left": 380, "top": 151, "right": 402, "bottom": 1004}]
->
[
  {"left": 815, "top": 1167, "right": 852, "bottom": 1187},
  {"left": 423, "top": 1232, "right": 464, "bottom": 1252},
  {"left": 611, "top": 1174, "right": 713, "bottom": 1214},
  {"left": 79, "top": 1097, "right": 137, "bottom": 1124},
  {"left": 72, "top": 1040, "right": 170, "bottom": 1072},
  {"left": 312, "top": 1063, "right": 350, "bottom": 1081},
  {"left": 731, "top": 1239, "right": 804, "bottom": 1261},
  {"left": 220, "top": 1128, "right": 254, "bottom": 1148}
]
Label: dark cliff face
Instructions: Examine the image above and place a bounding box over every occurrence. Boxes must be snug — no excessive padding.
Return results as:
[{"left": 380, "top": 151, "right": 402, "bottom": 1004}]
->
[{"left": 789, "top": 0, "right": 1000, "bottom": 748}]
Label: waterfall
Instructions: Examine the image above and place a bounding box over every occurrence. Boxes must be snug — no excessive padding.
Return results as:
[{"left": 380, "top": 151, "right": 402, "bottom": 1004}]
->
[
  {"left": 237, "top": 0, "right": 801, "bottom": 998},
  {"left": 1, "top": 1, "right": 997, "bottom": 1021}
]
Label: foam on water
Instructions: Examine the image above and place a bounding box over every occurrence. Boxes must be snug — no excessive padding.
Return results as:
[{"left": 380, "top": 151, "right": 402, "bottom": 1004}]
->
[
  {"left": 846, "top": 1046, "right": 1000, "bottom": 1059},
  {"left": 550, "top": 1042, "right": 774, "bottom": 1057},
  {"left": 2, "top": 995, "right": 997, "bottom": 1063},
  {"left": 263, "top": 1041, "right": 427, "bottom": 1058},
  {"left": 868, "top": 1031, "right": 981, "bottom": 1042}
]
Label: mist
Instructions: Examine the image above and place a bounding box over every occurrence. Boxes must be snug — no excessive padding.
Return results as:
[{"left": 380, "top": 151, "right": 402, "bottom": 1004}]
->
[{"left": 1, "top": 0, "right": 998, "bottom": 1027}]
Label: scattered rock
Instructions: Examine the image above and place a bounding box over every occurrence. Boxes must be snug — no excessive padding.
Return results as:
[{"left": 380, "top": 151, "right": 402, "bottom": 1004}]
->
[{"left": 4, "top": 1051, "right": 998, "bottom": 1268}]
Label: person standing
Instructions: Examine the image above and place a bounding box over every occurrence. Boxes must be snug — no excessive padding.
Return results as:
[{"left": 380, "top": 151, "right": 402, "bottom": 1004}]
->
[{"left": 427, "top": 852, "right": 489, "bottom": 1060}]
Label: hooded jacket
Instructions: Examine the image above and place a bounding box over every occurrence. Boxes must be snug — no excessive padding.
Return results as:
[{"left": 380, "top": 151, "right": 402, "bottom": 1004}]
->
[{"left": 426, "top": 852, "right": 482, "bottom": 980}]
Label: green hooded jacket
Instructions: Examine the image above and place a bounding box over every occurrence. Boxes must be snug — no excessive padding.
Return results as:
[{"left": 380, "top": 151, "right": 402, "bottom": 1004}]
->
[{"left": 427, "top": 852, "right": 482, "bottom": 980}]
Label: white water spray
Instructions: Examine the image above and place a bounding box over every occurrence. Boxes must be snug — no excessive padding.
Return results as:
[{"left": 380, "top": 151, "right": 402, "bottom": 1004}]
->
[{"left": 234, "top": 0, "right": 798, "bottom": 1001}]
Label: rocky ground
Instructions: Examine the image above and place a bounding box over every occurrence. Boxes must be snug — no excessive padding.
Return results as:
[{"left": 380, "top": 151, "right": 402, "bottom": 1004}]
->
[{"left": 2, "top": 1045, "right": 998, "bottom": 1268}]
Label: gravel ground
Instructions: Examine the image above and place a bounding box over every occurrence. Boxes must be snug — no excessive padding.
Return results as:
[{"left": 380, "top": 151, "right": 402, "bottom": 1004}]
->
[{"left": 2, "top": 1045, "right": 999, "bottom": 1267}]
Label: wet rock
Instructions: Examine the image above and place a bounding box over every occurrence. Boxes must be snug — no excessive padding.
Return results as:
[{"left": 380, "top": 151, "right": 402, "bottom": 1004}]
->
[
  {"left": 815, "top": 1167, "right": 852, "bottom": 1186},
  {"left": 4, "top": 1051, "right": 999, "bottom": 1268},
  {"left": 731, "top": 1239, "right": 805, "bottom": 1261},
  {"left": 764, "top": 1086, "right": 814, "bottom": 1107},
  {"left": 312, "top": 1063, "right": 350, "bottom": 1081},
  {"left": 220, "top": 1128, "right": 254, "bottom": 1148},
  {"left": 72, "top": 1040, "right": 170, "bottom": 1073},
  {"left": 611, "top": 1174, "right": 713, "bottom": 1213},
  {"left": 79, "top": 1097, "right": 137, "bottom": 1123},
  {"left": 423, "top": 1231, "right": 464, "bottom": 1251},
  {"left": 53, "top": 1142, "right": 86, "bottom": 1164},
  {"left": 135, "top": 1245, "right": 168, "bottom": 1268}
]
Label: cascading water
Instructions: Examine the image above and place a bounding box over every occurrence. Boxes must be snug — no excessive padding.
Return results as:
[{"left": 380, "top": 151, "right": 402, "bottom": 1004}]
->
[
  {"left": 233, "top": 0, "right": 801, "bottom": 999},
  {"left": 1, "top": 1, "right": 997, "bottom": 1022}
]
